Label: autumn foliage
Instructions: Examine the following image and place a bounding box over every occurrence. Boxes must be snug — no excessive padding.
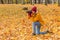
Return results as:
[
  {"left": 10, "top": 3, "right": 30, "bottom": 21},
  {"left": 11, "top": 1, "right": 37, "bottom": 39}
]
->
[{"left": 0, "top": 4, "right": 60, "bottom": 40}]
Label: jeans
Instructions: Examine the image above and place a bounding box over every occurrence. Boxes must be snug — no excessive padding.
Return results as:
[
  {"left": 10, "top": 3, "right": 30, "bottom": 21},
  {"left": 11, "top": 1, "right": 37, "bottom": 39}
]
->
[{"left": 32, "top": 22, "right": 47, "bottom": 34}]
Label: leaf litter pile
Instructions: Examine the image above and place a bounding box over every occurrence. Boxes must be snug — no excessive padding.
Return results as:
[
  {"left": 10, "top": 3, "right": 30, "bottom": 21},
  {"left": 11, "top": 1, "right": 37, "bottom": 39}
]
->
[{"left": 0, "top": 4, "right": 60, "bottom": 40}]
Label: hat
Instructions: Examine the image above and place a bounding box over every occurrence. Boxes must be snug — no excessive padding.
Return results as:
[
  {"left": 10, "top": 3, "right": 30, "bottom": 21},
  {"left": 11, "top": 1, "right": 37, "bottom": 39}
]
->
[{"left": 32, "top": 6, "right": 37, "bottom": 12}]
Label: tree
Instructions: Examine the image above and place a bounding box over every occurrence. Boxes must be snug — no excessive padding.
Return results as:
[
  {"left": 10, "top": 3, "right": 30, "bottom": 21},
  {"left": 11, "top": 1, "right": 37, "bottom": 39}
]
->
[
  {"left": 0, "top": 0, "right": 4, "bottom": 4},
  {"left": 16, "top": 0, "right": 18, "bottom": 4},
  {"left": 58, "top": 0, "right": 60, "bottom": 6},
  {"left": 30, "top": 0, "right": 32, "bottom": 4},
  {"left": 32, "top": 0, "right": 35, "bottom": 4},
  {"left": 8, "top": 0, "right": 13, "bottom": 4},
  {"left": 45, "top": 0, "right": 48, "bottom": 5},
  {"left": 47, "top": 0, "right": 52, "bottom": 4},
  {"left": 0, "top": 0, "right": 1, "bottom": 4},
  {"left": 21, "top": 0, "right": 24, "bottom": 4},
  {"left": 52, "top": 0, "right": 54, "bottom": 4},
  {"left": 40, "top": 0, "right": 43, "bottom": 4},
  {"left": 34, "top": 0, "right": 36, "bottom": 4},
  {"left": 2, "top": 0, "right": 8, "bottom": 4},
  {"left": 17, "top": 0, "right": 21, "bottom": 4},
  {"left": 38, "top": 0, "right": 40, "bottom": 4},
  {"left": 36, "top": 0, "right": 39, "bottom": 4},
  {"left": 5, "top": 0, "right": 8, "bottom": 4}
]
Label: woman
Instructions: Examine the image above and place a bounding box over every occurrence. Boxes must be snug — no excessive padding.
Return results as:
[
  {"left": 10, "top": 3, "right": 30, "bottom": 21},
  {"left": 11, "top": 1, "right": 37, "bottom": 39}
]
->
[{"left": 27, "top": 6, "right": 48, "bottom": 35}]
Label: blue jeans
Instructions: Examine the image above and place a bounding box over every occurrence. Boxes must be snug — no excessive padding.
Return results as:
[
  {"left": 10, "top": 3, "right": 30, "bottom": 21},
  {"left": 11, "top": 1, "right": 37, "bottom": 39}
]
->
[{"left": 32, "top": 22, "right": 47, "bottom": 34}]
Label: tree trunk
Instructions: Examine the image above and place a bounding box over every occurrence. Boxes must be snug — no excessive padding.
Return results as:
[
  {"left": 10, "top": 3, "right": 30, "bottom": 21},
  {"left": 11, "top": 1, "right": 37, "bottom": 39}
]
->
[
  {"left": 36, "top": 0, "right": 39, "bottom": 4},
  {"left": 2, "top": 0, "right": 6, "bottom": 4},
  {"left": 40, "top": 0, "right": 43, "bottom": 4},
  {"left": 30, "top": 0, "right": 32, "bottom": 4},
  {"left": 45, "top": 0, "right": 48, "bottom": 5},
  {"left": 13, "top": 0, "right": 16, "bottom": 4},
  {"left": 32, "top": 0, "right": 34, "bottom": 4},
  {"left": 34, "top": 0, "right": 36, "bottom": 4},
  {"left": 52, "top": 0, "right": 55, "bottom": 4},
  {"left": 58, "top": 0, "right": 60, "bottom": 6},
  {"left": 17, "top": 0, "right": 21, "bottom": 4},
  {"left": 21, "top": 0, "right": 24, "bottom": 4},
  {"left": 8, "top": 0, "right": 13, "bottom": 4},
  {"left": 16, "top": 0, "right": 18, "bottom": 4},
  {"left": 47, "top": 0, "right": 51, "bottom": 4},
  {"left": 0, "top": 0, "right": 1, "bottom": 4},
  {"left": 0, "top": 0, "right": 4, "bottom": 4},
  {"left": 38, "top": 0, "right": 40, "bottom": 4},
  {"left": 0, "top": 0, "right": 2, "bottom": 4},
  {"left": 5, "top": 0, "right": 8, "bottom": 4}
]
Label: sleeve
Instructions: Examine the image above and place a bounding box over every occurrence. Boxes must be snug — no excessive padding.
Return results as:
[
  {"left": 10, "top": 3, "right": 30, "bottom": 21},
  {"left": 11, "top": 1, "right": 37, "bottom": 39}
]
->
[{"left": 38, "top": 13, "right": 45, "bottom": 25}]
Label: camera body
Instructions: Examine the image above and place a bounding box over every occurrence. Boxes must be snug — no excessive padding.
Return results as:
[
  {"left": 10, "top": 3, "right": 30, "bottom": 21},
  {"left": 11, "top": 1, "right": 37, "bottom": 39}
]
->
[{"left": 26, "top": 10, "right": 32, "bottom": 17}]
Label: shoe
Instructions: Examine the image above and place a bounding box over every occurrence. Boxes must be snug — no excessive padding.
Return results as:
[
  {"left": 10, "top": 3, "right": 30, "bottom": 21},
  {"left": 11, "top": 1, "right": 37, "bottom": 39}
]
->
[
  {"left": 47, "top": 30, "right": 53, "bottom": 33},
  {"left": 32, "top": 33, "right": 36, "bottom": 35}
]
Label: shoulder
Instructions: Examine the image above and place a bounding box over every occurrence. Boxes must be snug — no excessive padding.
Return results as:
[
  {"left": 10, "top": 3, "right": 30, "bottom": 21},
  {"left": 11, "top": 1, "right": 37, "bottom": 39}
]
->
[{"left": 37, "top": 12, "right": 41, "bottom": 16}]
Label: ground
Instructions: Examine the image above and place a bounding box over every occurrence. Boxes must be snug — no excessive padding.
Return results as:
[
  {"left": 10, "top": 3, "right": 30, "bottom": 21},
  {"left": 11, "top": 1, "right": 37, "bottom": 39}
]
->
[{"left": 0, "top": 4, "right": 60, "bottom": 40}]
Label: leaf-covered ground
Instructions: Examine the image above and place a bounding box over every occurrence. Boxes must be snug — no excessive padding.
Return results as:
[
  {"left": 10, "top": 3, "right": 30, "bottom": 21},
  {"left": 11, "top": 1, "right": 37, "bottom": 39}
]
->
[{"left": 0, "top": 4, "right": 60, "bottom": 40}]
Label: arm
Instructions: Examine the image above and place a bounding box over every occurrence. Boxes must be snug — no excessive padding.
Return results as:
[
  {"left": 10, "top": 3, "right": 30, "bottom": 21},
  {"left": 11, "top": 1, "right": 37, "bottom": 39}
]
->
[{"left": 38, "top": 13, "right": 45, "bottom": 25}]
